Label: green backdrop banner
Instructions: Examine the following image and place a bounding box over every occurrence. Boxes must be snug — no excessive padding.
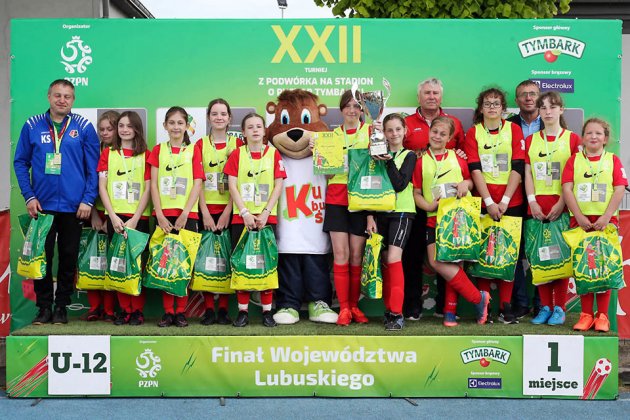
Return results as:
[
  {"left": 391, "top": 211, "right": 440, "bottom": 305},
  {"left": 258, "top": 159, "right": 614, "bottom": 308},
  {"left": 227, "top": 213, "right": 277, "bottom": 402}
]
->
[
  {"left": 9, "top": 18, "right": 621, "bottom": 330},
  {"left": 6, "top": 335, "right": 618, "bottom": 398}
]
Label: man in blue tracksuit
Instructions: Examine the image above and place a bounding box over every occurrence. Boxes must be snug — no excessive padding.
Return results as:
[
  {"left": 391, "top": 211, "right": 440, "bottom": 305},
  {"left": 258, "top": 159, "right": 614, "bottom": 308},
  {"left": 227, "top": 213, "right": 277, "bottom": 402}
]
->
[{"left": 14, "top": 79, "right": 100, "bottom": 324}]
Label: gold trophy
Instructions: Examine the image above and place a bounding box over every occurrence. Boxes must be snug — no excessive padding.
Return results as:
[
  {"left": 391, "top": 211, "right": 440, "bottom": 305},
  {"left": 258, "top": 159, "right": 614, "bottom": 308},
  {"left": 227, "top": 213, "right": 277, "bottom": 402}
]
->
[{"left": 351, "top": 78, "right": 392, "bottom": 156}]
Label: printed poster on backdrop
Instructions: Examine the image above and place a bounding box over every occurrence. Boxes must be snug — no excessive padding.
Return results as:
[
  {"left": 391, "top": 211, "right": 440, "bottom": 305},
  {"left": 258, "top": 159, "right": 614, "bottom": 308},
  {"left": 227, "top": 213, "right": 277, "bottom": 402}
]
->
[{"left": 9, "top": 18, "right": 621, "bottom": 330}]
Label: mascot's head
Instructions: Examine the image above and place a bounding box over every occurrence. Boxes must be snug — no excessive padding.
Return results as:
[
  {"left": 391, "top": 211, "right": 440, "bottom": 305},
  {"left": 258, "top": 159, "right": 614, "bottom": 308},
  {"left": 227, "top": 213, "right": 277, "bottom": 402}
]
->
[{"left": 266, "top": 89, "right": 329, "bottom": 159}]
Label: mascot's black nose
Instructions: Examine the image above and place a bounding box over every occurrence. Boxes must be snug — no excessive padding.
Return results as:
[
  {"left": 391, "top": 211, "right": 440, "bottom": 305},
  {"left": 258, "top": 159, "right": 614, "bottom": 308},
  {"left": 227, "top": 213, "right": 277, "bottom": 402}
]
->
[{"left": 287, "top": 129, "right": 304, "bottom": 142}]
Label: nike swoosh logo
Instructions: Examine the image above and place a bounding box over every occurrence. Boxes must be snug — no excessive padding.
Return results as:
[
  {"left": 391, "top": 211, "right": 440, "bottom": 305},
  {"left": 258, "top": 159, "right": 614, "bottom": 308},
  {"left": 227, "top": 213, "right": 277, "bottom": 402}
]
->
[
  {"left": 247, "top": 169, "right": 268, "bottom": 178},
  {"left": 436, "top": 169, "right": 452, "bottom": 179},
  {"left": 165, "top": 163, "right": 184, "bottom": 171},
  {"left": 116, "top": 169, "right": 130, "bottom": 176},
  {"left": 208, "top": 159, "right": 226, "bottom": 168},
  {"left": 483, "top": 144, "right": 493, "bottom": 150},
  {"left": 538, "top": 151, "right": 549, "bottom": 158},
  {"left": 583, "top": 171, "right": 603, "bottom": 179}
]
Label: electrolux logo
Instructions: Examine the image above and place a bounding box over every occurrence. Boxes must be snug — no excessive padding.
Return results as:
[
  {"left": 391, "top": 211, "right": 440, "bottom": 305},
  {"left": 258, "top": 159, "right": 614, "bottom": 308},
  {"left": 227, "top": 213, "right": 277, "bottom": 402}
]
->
[
  {"left": 518, "top": 36, "right": 586, "bottom": 62},
  {"left": 531, "top": 78, "right": 575, "bottom": 93},
  {"left": 468, "top": 378, "right": 502, "bottom": 389}
]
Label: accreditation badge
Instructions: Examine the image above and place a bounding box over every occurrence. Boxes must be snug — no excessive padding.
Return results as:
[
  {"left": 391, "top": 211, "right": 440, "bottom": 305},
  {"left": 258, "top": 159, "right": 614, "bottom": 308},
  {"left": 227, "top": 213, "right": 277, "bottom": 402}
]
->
[
  {"left": 204, "top": 172, "right": 218, "bottom": 191},
  {"left": 112, "top": 181, "right": 127, "bottom": 200},
  {"left": 45, "top": 153, "right": 61, "bottom": 175}
]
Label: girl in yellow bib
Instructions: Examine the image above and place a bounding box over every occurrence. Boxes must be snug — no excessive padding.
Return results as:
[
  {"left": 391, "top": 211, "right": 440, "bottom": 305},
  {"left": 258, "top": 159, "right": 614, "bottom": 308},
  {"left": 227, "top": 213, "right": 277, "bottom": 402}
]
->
[
  {"left": 365, "top": 114, "right": 417, "bottom": 331},
  {"left": 86, "top": 110, "right": 119, "bottom": 322},
  {"left": 412, "top": 117, "right": 491, "bottom": 327},
  {"left": 562, "top": 118, "right": 627, "bottom": 332},
  {"left": 322, "top": 90, "right": 372, "bottom": 326},
  {"left": 524, "top": 92, "right": 581, "bottom": 326},
  {"left": 149, "top": 106, "right": 204, "bottom": 327},
  {"left": 463, "top": 87, "right": 526, "bottom": 324},
  {"left": 224, "top": 112, "right": 287, "bottom": 328},
  {"left": 98, "top": 111, "right": 151, "bottom": 325},
  {"left": 196, "top": 98, "right": 243, "bottom": 326}
]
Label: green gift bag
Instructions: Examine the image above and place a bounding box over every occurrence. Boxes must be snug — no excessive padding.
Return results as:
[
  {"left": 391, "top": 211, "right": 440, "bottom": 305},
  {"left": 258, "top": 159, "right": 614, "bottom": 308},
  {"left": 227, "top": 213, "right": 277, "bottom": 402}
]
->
[
  {"left": 230, "top": 226, "right": 279, "bottom": 291},
  {"left": 436, "top": 196, "right": 482, "bottom": 262},
  {"left": 76, "top": 229, "right": 108, "bottom": 290},
  {"left": 17, "top": 213, "right": 54, "bottom": 280},
  {"left": 104, "top": 228, "right": 150, "bottom": 296},
  {"left": 347, "top": 149, "right": 396, "bottom": 212},
  {"left": 468, "top": 215, "right": 522, "bottom": 281},
  {"left": 191, "top": 230, "right": 234, "bottom": 294},
  {"left": 562, "top": 225, "right": 624, "bottom": 294},
  {"left": 360, "top": 233, "right": 383, "bottom": 299},
  {"left": 145, "top": 228, "right": 202, "bottom": 297},
  {"left": 524, "top": 214, "right": 573, "bottom": 285}
]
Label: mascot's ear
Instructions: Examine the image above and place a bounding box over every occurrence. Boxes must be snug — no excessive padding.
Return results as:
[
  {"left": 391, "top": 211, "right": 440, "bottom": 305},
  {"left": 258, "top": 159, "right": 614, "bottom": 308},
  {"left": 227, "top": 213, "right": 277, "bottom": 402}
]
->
[
  {"left": 266, "top": 101, "right": 277, "bottom": 115},
  {"left": 318, "top": 104, "right": 328, "bottom": 117}
]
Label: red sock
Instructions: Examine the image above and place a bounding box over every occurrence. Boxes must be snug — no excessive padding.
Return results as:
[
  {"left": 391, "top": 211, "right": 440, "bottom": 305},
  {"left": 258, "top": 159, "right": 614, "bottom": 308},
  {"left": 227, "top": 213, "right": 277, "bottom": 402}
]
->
[
  {"left": 117, "top": 292, "right": 132, "bottom": 313},
  {"left": 87, "top": 290, "right": 102, "bottom": 312},
  {"left": 237, "top": 291, "right": 250, "bottom": 310},
  {"left": 382, "top": 263, "right": 391, "bottom": 311},
  {"left": 103, "top": 291, "right": 116, "bottom": 316},
  {"left": 580, "top": 293, "right": 595, "bottom": 315},
  {"left": 444, "top": 282, "right": 458, "bottom": 314},
  {"left": 388, "top": 261, "right": 404, "bottom": 314},
  {"left": 175, "top": 295, "right": 188, "bottom": 314},
  {"left": 596, "top": 290, "right": 611, "bottom": 315},
  {"left": 218, "top": 294, "right": 230, "bottom": 310},
  {"left": 260, "top": 289, "right": 274, "bottom": 307},
  {"left": 334, "top": 263, "right": 350, "bottom": 311},
  {"left": 131, "top": 293, "right": 145, "bottom": 312},
  {"left": 552, "top": 278, "right": 569, "bottom": 310},
  {"left": 476, "top": 278, "right": 491, "bottom": 293},
  {"left": 449, "top": 269, "right": 481, "bottom": 304},
  {"left": 538, "top": 283, "right": 554, "bottom": 308},
  {"left": 203, "top": 292, "right": 216, "bottom": 310},
  {"left": 498, "top": 280, "right": 514, "bottom": 310},
  {"left": 162, "top": 292, "right": 175, "bottom": 314},
  {"left": 349, "top": 265, "right": 362, "bottom": 307}
]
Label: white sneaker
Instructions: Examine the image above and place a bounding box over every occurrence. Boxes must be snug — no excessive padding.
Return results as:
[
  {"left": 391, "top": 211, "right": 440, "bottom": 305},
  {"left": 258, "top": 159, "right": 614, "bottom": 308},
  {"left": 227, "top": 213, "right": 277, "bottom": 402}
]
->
[
  {"left": 308, "top": 301, "right": 338, "bottom": 324},
  {"left": 273, "top": 308, "right": 300, "bottom": 325}
]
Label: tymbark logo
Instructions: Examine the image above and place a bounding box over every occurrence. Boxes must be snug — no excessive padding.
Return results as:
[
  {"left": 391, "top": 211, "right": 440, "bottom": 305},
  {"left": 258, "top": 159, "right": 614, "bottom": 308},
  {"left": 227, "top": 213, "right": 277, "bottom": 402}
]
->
[{"left": 271, "top": 25, "right": 362, "bottom": 64}]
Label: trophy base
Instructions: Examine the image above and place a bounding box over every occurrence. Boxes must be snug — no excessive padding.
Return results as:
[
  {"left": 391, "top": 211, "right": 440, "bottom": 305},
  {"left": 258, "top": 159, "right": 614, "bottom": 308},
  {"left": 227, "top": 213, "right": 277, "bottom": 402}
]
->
[{"left": 370, "top": 142, "right": 389, "bottom": 157}]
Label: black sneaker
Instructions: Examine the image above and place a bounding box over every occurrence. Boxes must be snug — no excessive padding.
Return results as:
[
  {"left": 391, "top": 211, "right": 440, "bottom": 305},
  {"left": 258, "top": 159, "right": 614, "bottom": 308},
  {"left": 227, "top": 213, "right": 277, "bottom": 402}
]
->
[
  {"left": 200, "top": 309, "right": 216, "bottom": 326},
  {"left": 175, "top": 313, "right": 188, "bottom": 327},
  {"left": 233, "top": 310, "right": 249, "bottom": 327},
  {"left": 86, "top": 309, "right": 101, "bottom": 322},
  {"left": 216, "top": 308, "right": 231, "bottom": 325},
  {"left": 498, "top": 303, "right": 519, "bottom": 324},
  {"left": 129, "top": 310, "right": 144, "bottom": 326},
  {"left": 262, "top": 311, "right": 277, "bottom": 327},
  {"left": 52, "top": 306, "right": 68, "bottom": 324},
  {"left": 513, "top": 304, "right": 531, "bottom": 319},
  {"left": 158, "top": 313, "right": 174, "bottom": 327},
  {"left": 102, "top": 313, "right": 117, "bottom": 322},
  {"left": 385, "top": 314, "right": 405, "bottom": 331},
  {"left": 114, "top": 311, "right": 130, "bottom": 326},
  {"left": 383, "top": 311, "right": 393, "bottom": 325},
  {"left": 33, "top": 307, "right": 52, "bottom": 325}
]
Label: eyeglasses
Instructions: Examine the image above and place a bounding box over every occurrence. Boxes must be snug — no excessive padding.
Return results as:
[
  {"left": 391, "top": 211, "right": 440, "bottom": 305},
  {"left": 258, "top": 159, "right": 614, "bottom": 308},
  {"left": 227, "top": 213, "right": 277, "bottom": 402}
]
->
[
  {"left": 517, "top": 91, "right": 539, "bottom": 99},
  {"left": 482, "top": 102, "right": 502, "bottom": 109}
]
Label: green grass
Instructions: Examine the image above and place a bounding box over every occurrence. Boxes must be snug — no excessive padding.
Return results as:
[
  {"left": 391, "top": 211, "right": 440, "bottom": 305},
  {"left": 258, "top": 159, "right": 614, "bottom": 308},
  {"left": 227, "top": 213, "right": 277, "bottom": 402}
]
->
[{"left": 12, "top": 311, "right": 614, "bottom": 337}]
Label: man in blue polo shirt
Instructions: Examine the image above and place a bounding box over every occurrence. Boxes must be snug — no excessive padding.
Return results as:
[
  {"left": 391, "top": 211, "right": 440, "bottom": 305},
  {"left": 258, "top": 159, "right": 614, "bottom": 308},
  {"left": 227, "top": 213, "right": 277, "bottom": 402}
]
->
[{"left": 14, "top": 79, "right": 100, "bottom": 324}]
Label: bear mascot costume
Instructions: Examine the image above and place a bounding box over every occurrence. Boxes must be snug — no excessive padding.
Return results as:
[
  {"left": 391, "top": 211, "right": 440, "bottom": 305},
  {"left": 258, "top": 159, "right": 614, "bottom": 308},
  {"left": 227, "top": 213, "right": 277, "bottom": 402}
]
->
[{"left": 266, "top": 89, "right": 337, "bottom": 324}]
